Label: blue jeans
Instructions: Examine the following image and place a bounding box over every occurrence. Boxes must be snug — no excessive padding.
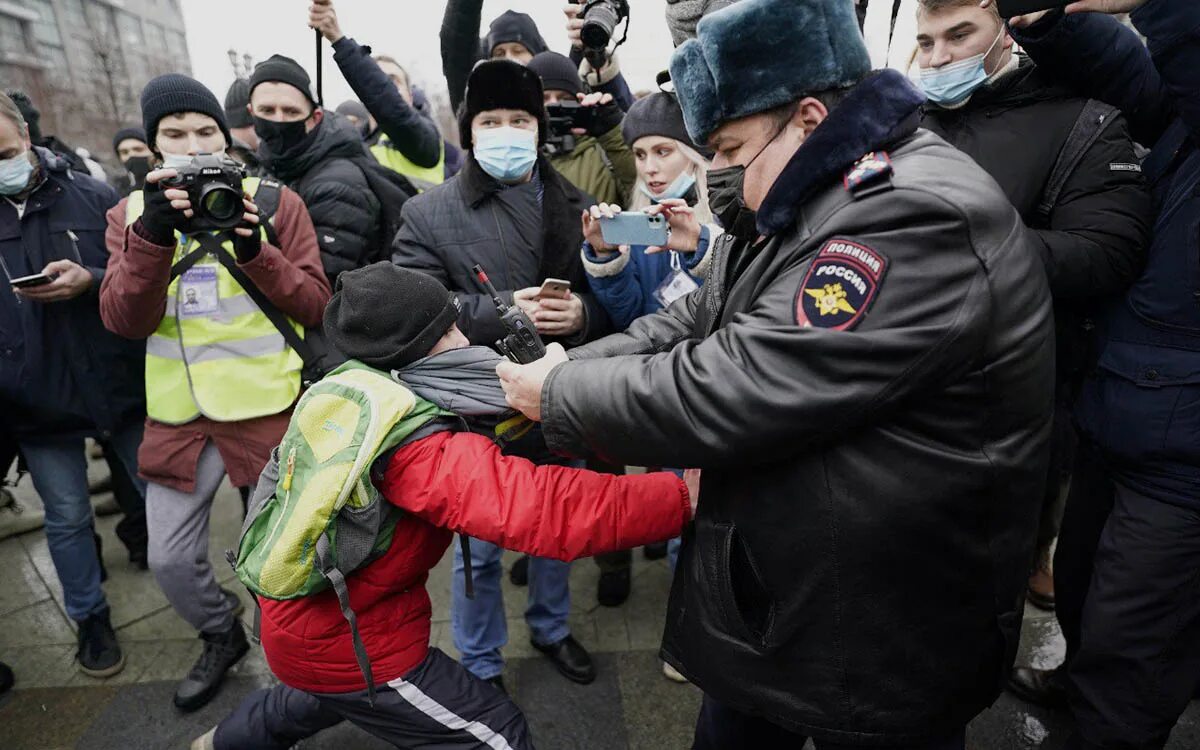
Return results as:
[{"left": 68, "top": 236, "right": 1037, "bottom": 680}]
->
[
  {"left": 19, "top": 422, "right": 145, "bottom": 621},
  {"left": 451, "top": 538, "right": 571, "bottom": 680}
]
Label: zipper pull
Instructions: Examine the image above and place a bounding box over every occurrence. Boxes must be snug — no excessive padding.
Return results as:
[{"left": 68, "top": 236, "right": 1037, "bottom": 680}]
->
[{"left": 282, "top": 446, "right": 297, "bottom": 498}]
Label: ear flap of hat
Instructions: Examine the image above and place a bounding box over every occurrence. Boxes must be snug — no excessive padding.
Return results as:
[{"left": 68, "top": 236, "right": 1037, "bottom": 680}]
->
[{"left": 670, "top": 40, "right": 720, "bottom": 147}]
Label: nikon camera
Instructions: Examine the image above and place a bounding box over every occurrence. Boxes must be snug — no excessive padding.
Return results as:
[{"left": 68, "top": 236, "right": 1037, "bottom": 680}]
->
[{"left": 161, "top": 153, "right": 247, "bottom": 232}]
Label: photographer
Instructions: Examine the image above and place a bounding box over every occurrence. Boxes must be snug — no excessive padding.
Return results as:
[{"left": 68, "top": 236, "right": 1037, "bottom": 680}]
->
[
  {"left": 0, "top": 91, "right": 145, "bottom": 683},
  {"left": 99, "top": 73, "right": 330, "bottom": 712},
  {"left": 308, "top": 0, "right": 445, "bottom": 190},
  {"left": 529, "top": 51, "right": 636, "bottom": 207},
  {"left": 393, "top": 60, "right": 612, "bottom": 693}
]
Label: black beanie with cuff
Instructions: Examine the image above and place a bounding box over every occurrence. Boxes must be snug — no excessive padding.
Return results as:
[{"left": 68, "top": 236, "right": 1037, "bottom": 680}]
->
[{"left": 141, "top": 74, "right": 231, "bottom": 153}]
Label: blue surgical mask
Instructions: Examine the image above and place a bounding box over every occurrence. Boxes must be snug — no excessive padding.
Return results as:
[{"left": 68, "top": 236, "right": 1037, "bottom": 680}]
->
[
  {"left": 473, "top": 127, "right": 537, "bottom": 183},
  {"left": 0, "top": 151, "right": 34, "bottom": 195},
  {"left": 639, "top": 171, "right": 696, "bottom": 202},
  {"left": 919, "top": 29, "right": 1005, "bottom": 108}
]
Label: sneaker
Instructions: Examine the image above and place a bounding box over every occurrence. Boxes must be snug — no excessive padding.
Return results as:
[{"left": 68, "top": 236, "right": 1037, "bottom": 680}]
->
[
  {"left": 662, "top": 661, "right": 689, "bottom": 684},
  {"left": 191, "top": 727, "right": 217, "bottom": 750},
  {"left": 0, "top": 489, "right": 45, "bottom": 541},
  {"left": 597, "top": 568, "right": 631, "bottom": 607},
  {"left": 77, "top": 610, "right": 126, "bottom": 678},
  {"left": 509, "top": 554, "right": 530, "bottom": 586},
  {"left": 173, "top": 620, "right": 249, "bottom": 711}
]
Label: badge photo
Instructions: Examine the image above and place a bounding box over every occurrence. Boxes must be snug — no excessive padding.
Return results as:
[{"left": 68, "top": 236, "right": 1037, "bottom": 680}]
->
[{"left": 795, "top": 239, "right": 888, "bottom": 331}]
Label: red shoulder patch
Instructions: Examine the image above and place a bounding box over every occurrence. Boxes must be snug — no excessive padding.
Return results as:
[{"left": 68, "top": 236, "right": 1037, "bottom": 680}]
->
[{"left": 794, "top": 239, "right": 889, "bottom": 331}]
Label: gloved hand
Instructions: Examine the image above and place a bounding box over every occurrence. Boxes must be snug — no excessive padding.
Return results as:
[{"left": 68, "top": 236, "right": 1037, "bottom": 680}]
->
[
  {"left": 232, "top": 193, "right": 263, "bottom": 264},
  {"left": 136, "top": 179, "right": 183, "bottom": 246},
  {"left": 588, "top": 99, "right": 624, "bottom": 137}
]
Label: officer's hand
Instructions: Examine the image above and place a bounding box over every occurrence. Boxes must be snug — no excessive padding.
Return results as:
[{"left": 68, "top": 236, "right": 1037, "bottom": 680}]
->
[
  {"left": 578, "top": 92, "right": 622, "bottom": 137},
  {"left": 683, "top": 468, "right": 701, "bottom": 517},
  {"left": 138, "top": 168, "right": 190, "bottom": 245},
  {"left": 232, "top": 195, "right": 262, "bottom": 263},
  {"left": 583, "top": 204, "right": 622, "bottom": 252},
  {"left": 309, "top": 0, "right": 344, "bottom": 43},
  {"left": 13, "top": 260, "right": 92, "bottom": 303},
  {"left": 534, "top": 294, "right": 585, "bottom": 337},
  {"left": 1063, "top": 0, "right": 1146, "bottom": 13},
  {"left": 564, "top": 4, "right": 584, "bottom": 50},
  {"left": 496, "top": 343, "right": 570, "bottom": 422},
  {"left": 645, "top": 199, "right": 702, "bottom": 254},
  {"left": 513, "top": 287, "right": 544, "bottom": 320}
]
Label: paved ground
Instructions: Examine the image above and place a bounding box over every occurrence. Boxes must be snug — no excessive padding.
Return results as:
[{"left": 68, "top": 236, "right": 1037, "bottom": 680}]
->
[{"left": 1, "top": 464, "right": 1198, "bottom": 749}]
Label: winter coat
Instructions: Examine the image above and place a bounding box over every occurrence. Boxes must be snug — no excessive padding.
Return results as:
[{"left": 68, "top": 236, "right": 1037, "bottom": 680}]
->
[
  {"left": 1012, "top": 2, "right": 1200, "bottom": 509},
  {"left": 550, "top": 125, "right": 637, "bottom": 208},
  {"left": 331, "top": 36, "right": 441, "bottom": 170},
  {"left": 259, "top": 428, "right": 690, "bottom": 693},
  {"left": 539, "top": 71, "right": 1055, "bottom": 744},
  {"left": 258, "top": 112, "right": 382, "bottom": 287},
  {"left": 921, "top": 55, "right": 1152, "bottom": 388},
  {"left": 392, "top": 155, "right": 612, "bottom": 348},
  {"left": 0, "top": 147, "right": 145, "bottom": 439},
  {"left": 581, "top": 226, "right": 718, "bottom": 331}
]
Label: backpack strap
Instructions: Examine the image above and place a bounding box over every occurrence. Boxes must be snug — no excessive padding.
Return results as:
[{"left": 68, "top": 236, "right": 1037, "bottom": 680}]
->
[
  {"left": 316, "top": 534, "right": 379, "bottom": 706},
  {"left": 169, "top": 244, "right": 210, "bottom": 282},
  {"left": 1036, "top": 100, "right": 1120, "bottom": 225}
]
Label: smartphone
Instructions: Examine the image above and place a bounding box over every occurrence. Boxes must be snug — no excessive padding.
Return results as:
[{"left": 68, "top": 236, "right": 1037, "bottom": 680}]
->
[
  {"left": 536, "top": 278, "right": 572, "bottom": 300},
  {"left": 10, "top": 273, "right": 56, "bottom": 289},
  {"left": 994, "top": 0, "right": 1067, "bottom": 18},
  {"left": 599, "top": 212, "right": 669, "bottom": 247}
]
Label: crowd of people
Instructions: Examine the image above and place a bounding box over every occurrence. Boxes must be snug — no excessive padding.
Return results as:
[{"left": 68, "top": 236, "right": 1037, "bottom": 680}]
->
[{"left": 0, "top": 0, "right": 1196, "bottom": 748}]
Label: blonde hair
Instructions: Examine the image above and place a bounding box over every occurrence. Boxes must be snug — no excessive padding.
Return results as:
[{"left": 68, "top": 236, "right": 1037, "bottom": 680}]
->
[{"left": 628, "top": 140, "right": 713, "bottom": 225}]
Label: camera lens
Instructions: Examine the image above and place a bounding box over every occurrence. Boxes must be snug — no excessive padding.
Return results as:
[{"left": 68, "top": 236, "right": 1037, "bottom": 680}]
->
[
  {"left": 581, "top": 2, "right": 620, "bottom": 50},
  {"left": 199, "top": 184, "right": 242, "bottom": 224}
]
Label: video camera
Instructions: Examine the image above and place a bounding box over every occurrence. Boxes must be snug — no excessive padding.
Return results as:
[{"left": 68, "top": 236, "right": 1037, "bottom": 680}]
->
[
  {"left": 579, "top": 0, "right": 630, "bottom": 72},
  {"left": 544, "top": 101, "right": 598, "bottom": 156},
  {"left": 161, "top": 152, "right": 246, "bottom": 232}
]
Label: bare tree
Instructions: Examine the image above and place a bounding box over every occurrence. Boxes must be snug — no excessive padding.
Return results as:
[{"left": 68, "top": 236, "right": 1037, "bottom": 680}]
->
[{"left": 85, "top": 22, "right": 132, "bottom": 131}]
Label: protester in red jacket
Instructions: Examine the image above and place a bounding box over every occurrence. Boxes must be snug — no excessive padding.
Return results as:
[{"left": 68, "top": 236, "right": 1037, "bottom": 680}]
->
[{"left": 194, "top": 264, "right": 693, "bottom": 750}]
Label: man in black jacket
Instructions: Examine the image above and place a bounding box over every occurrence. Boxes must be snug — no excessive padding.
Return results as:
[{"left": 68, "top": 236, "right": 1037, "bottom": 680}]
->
[
  {"left": 915, "top": 0, "right": 1151, "bottom": 621},
  {"left": 248, "top": 54, "right": 382, "bottom": 286},
  {"left": 393, "top": 59, "right": 610, "bottom": 693},
  {"left": 497, "top": 0, "right": 1055, "bottom": 745}
]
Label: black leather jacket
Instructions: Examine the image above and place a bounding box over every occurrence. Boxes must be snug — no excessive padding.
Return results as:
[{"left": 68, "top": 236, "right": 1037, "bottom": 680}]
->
[{"left": 540, "top": 72, "right": 1055, "bottom": 744}]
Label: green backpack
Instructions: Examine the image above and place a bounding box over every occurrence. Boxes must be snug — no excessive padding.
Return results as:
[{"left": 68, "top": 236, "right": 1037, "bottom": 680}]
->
[{"left": 230, "top": 360, "right": 450, "bottom": 700}]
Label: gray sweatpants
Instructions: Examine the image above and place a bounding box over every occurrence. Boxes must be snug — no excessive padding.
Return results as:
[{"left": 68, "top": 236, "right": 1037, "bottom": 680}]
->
[{"left": 146, "top": 440, "right": 238, "bottom": 635}]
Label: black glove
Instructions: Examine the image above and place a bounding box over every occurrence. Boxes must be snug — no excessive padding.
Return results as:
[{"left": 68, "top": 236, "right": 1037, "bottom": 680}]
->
[
  {"left": 232, "top": 197, "right": 262, "bottom": 264},
  {"left": 588, "top": 100, "right": 624, "bottom": 137},
  {"left": 136, "top": 180, "right": 182, "bottom": 245}
]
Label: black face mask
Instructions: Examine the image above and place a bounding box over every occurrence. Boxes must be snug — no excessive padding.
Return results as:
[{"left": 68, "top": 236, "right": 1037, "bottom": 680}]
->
[
  {"left": 706, "top": 123, "right": 787, "bottom": 242},
  {"left": 254, "top": 116, "right": 310, "bottom": 156},
  {"left": 122, "top": 155, "right": 152, "bottom": 187}
]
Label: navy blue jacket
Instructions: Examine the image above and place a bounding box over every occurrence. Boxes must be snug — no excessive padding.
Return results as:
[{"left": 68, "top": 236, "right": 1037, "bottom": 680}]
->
[
  {"left": 0, "top": 148, "right": 145, "bottom": 439},
  {"left": 1013, "top": 1, "right": 1200, "bottom": 507}
]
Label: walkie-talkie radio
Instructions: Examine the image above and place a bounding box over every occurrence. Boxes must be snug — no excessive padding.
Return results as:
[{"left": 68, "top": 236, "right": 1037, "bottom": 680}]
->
[{"left": 473, "top": 264, "right": 547, "bottom": 364}]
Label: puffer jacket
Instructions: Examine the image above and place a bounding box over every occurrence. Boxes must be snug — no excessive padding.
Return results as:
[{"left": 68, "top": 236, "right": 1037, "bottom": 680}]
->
[
  {"left": 258, "top": 111, "right": 381, "bottom": 286},
  {"left": 540, "top": 71, "right": 1055, "bottom": 744},
  {"left": 0, "top": 147, "right": 144, "bottom": 439},
  {"left": 1012, "top": 1, "right": 1200, "bottom": 511},
  {"left": 550, "top": 125, "right": 637, "bottom": 208},
  {"left": 392, "top": 155, "right": 611, "bottom": 348},
  {"left": 259, "top": 428, "right": 691, "bottom": 693}
]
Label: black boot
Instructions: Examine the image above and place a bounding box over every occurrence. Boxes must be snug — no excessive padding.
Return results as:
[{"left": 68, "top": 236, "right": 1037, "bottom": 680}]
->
[
  {"left": 509, "top": 554, "right": 530, "bottom": 586},
  {"left": 532, "top": 634, "right": 595, "bottom": 685},
  {"left": 1006, "top": 665, "right": 1068, "bottom": 710},
  {"left": 0, "top": 660, "right": 13, "bottom": 695},
  {"left": 77, "top": 609, "right": 125, "bottom": 678},
  {"left": 486, "top": 675, "right": 507, "bottom": 695},
  {"left": 643, "top": 542, "right": 668, "bottom": 560},
  {"left": 173, "top": 620, "right": 249, "bottom": 711},
  {"left": 597, "top": 568, "right": 631, "bottom": 607}
]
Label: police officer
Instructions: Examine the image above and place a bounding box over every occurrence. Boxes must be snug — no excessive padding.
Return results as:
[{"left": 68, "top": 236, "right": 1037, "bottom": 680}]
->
[{"left": 497, "top": 0, "right": 1055, "bottom": 746}]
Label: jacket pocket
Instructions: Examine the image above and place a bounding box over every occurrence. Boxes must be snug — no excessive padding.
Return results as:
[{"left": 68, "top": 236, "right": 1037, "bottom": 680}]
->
[{"left": 707, "top": 522, "right": 775, "bottom": 648}]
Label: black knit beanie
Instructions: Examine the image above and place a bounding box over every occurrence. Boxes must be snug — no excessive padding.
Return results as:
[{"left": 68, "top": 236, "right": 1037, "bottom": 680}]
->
[
  {"left": 250, "top": 55, "right": 317, "bottom": 108},
  {"left": 324, "top": 263, "right": 462, "bottom": 371},
  {"left": 458, "top": 59, "right": 547, "bottom": 150},
  {"left": 224, "top": 78, "right": 254, "bottom": 129},
  {"left": 486, "top": 10, "right": 548, "bottom": 57},
  {"left": 621, "top": 92, "right": 696, "bottom": 149},
  {"left": 141, "top": 74, "right": 231, "bottom": 153},
  {"left": 112, "top": 126, "right": 147, "bottom": 156},
  {"left": 528, "top": 52, "right": 583, "bottom": 98}
]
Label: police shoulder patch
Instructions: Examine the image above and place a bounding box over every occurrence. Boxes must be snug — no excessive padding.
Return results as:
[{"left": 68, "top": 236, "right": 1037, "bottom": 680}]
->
[{"left": 794, "top": 239, "right": 889, "bottom": 331}]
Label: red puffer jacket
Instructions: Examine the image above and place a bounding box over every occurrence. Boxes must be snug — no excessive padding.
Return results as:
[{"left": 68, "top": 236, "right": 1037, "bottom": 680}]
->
[{"left": 260, "top": 430, "right": 691, "bottom": 693}]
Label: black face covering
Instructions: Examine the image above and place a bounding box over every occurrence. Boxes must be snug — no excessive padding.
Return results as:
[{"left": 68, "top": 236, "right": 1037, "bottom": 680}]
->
[
  {"left": 706, "top": 122, "right": 788, "bottom": 242},
  {"left": 122, "top": 155, "right": 152, "bottom": 188},
  {"left": 254, "top": 116, "right": 310, "bottom": 157}
]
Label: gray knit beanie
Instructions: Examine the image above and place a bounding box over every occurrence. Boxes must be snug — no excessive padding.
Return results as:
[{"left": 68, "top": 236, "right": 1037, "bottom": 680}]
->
[{"left": 665, "top": 0, "right": 738, "bottom": 46}]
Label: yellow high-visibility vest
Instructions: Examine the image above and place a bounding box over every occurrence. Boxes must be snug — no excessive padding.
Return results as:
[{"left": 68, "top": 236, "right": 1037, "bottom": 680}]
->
[
  {"left": 125, "top": 177, "right": 303, "bottom": 425},
  {"left": 370, "top": 139, "right": 445, "bottom": 192}
]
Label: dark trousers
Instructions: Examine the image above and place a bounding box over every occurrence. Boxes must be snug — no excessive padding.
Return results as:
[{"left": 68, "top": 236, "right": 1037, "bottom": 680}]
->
[
  {"left": 692, "top": 695, "right": 966, "bottom": 750},
  {"left": 99, "top": 438, "right": 147, "bottom": 558},
  {"left": 213, "top": 648, "right": 533, "bottom": 750},
  {"left": 1060, "top": 464, "right": 1200, "bottom": 749}
]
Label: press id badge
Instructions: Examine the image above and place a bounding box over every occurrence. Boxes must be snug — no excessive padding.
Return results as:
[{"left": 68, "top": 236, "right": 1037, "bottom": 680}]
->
[
  {"left": 178, "top": 266, "right": 219, "bottom": 318},
  {"left": 653, "top": 252, "right": 700, "bottom": 307}
]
